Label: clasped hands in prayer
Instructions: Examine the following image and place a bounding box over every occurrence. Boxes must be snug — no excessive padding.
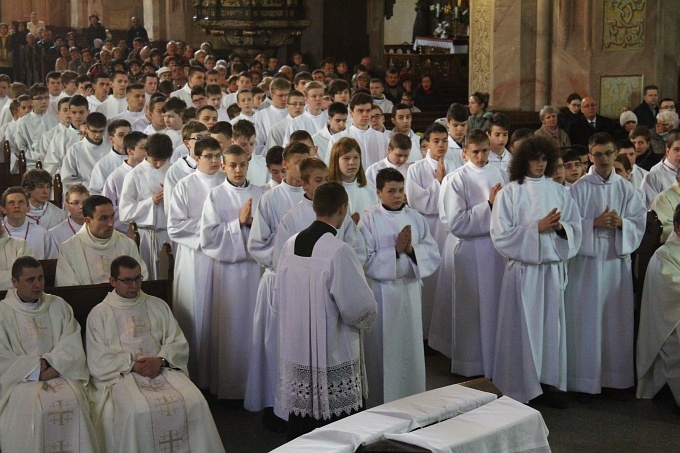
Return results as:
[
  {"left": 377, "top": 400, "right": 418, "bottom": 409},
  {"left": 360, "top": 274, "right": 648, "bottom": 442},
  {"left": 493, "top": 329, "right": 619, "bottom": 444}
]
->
[
  {"left": 152, "top": 183, "right": 164, "bottom": 205},
  {"left": 538, "top": 208, "right": 564, "bottom": 233},
  {"left": 39, "top": 358, "right": 60, "bottom": 381},
  {"left": 592, "top": 205, "right": 623, "bottom": 229},
  {"left": 132, "top": 356, "right": 164, "bottom": 378},
  {"left": 239, "top": 198, "right": 254, "bottom": 227},
  {"left": 395, "top": 225, "right": 414, "bottom": 255}
]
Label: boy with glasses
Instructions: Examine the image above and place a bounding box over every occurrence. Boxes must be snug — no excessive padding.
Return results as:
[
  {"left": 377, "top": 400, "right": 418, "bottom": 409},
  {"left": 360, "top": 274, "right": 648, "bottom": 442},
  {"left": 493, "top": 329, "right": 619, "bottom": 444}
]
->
[
  {"left": 61, "top": 112, "right": 110, "bottom": 198},
  {"left": 50, "top": 184, "right": 90, "bottom": 247}
]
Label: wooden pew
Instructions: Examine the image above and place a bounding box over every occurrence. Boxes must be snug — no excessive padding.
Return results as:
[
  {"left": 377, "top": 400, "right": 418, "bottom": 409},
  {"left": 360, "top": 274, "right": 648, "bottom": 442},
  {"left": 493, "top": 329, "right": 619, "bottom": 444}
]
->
[
  {"left": 52, "top": 173, "right": 63, "bottom": 208},
  {"left": 18, "top": 150, "right": 26, "bottom": 174},
  {"left": 0, "top": 150, "right": 25, "bottom": 196},
  {"left": 1, "top": 140, "right": 11, "bottom": 174},
  {"left": 35, "top": 160, "right": 43, "bottom": 169},
  {"left": 1, "top": 244, "right": 175, "bottom": 330}
]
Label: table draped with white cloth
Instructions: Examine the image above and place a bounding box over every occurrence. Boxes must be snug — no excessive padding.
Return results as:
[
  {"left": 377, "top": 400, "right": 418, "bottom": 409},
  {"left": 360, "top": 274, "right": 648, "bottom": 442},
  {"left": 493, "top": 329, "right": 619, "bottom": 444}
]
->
[{"left": 271, "top": 381, "right": 551, "bottom": 453}]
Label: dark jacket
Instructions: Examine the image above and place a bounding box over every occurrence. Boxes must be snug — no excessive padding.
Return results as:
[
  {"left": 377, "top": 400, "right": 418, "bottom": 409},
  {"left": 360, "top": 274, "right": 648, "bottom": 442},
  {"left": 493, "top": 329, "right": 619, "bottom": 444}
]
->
[
  {"left": 86, "top": 24, "right": 107, "bottom": 48},
  {"left": 632, "top": 101, "right": 658, "bottom": 129},
  {"left": 567, "top": 114, "right": 620, "bottom": 146},
  {"left": 557, "top": 106, "right": 582, "bottom": 132}
]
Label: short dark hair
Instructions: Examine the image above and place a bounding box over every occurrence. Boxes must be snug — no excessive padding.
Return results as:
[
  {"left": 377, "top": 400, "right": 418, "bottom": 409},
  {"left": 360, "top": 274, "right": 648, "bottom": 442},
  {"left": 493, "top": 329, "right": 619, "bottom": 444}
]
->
[
  {"left": 313, "top": 182, "right": 348, "bottom": 217},
  {"left": 389, "top": 133, "right": 412, "bottom": 151},
  {"left": 11, "top": 256, "right": 42, "bottom": 280},
  {"left": 588, "top": 132, "right": 615, "bottom": 149},
  {"left": 145, "top": 133, "right": 173, "bottom": 160},
  {"left": 232, "top": 119, "right": 255, "bottom": 139},
  {"left": 471, "top": 91, "right": 490, "bottom": 110},
  {"left": 82, "top": 195, "right": 113, "bottom": 218},
  {"left": 566, "top": 93, "right": 581, "bottom": 104},
  {"left": 562, "top": 148, "right": 581, "bottom": 164},
  {"left": 123, "top": 131, "right": 148, "bottom": 151},
  {"left": 283, "top": 142, "right": 311, "bottom": 161},
  {"left": 289, "top": 130, "right": 313, "bottom": 145},
  {"left": 210, "top": 121, "right": 232, "bottom": 140},
  {"left": 350, "top": 92, "right": 373, "bottom": 111},
  {"left": 111, "top": 255, "right": 141, "bottom": 279},
  {"left": 615, "top": 139, "right": 635, "bottom": 151},
  {"left": 446, "top": 103, "right": 468, "bottom": 122},
  {"left": 391, "top": 103, "right": 411, "bottom": 114},
  {"left": 107, "top": 118, "right": 132, "bottom": 136},
  {"left": 508, "top": 135, "right": 558, "bottom": 184},
  {"left": 86, "top": 112, "right": 107, "bottom": 128},
  {"left": 194, "top": 137, "right": 222, "bottom": 156},
  {"left": 376, "top": 167, "right": 405, "bottom": 190},
  {"left": 328, "top": 102, "right": 348, "bottom": 118},
  {"left": 223, "top": 144, "right": 247, "bottom": 158},
  {"left": 509, "top": 128, "right": 533, "bottom": 150},
  {"left": 328, "top": 79, "right": 350, "bottom": 97},
  {"left": 28, "top": 83, "right": 48, "bottom": 98},
  {"left": 2, "top": 187, "right": 28, "bottom": 207},
  {"left": 68, "top": 94, "right": 89, "bottom": 109},
  {"left": 615, "top": 153, "right": 632, "bottom": 172},
  {"left": 666, "top": 130, "right": 680, "bottom": 149},
  {"left": 643, "top": 85, "right": 658, "bottom": 95},
  {"left": 163, "top": 97, "right": 187, "bottom": 115},
  {"left": 466, "top": 129, "right": 490, "bottom": 147},
  {"left": 266, "top": 146, "right": 284, "bottom": 167},
  {"left": 629, "top": 125, "right": 651, "bottom": 142},
  {"left": 424, "top": 122, "right": 448, "bottom": 141},
  {"left": 21, "top": 169, "right": 52, "bottom": 191},
  {"left": 488, "top": 112, "right": 510, "bottom": 131}
]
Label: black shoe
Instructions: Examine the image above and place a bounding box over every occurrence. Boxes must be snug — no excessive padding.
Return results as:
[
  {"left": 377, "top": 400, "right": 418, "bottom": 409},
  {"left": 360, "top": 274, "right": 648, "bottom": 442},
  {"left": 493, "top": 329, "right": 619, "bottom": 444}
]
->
[
  {"left": 262, "top": 407, "right": 288, "bottom": 433},
  {"left": 603, "top": 387, "right": 631, "bottom": 402},
  {"left": 575, "top": 392, "right": 598, "bottom": 404},
  {"left": 531, "top": 391, "right": 568, "bottom": 409}
]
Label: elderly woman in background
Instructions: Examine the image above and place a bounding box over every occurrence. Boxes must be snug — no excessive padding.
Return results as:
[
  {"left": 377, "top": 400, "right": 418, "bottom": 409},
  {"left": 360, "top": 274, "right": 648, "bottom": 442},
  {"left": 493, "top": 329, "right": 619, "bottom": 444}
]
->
[
  {"left": 656, "top": 110, "right": 680, "bottom": 140},
  {"left": 620, "top": 111, "right": 638, "bottom": 134},
  {"left": 535, "top": 105, "right": 571, "bottom": 147}
]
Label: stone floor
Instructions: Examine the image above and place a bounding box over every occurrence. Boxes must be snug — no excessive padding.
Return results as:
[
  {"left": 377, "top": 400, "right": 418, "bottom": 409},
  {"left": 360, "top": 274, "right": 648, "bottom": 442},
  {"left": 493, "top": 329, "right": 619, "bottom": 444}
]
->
[{"left": 207, "top": 352, "right": 680, "bottom": 452}]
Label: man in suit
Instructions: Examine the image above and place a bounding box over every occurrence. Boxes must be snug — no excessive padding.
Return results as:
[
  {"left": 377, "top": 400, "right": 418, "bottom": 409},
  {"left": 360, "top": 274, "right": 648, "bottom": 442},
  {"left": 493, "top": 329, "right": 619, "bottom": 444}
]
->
[
  {"left": 568, "top": 97, "right": 620, "bottom": 146},
  {"left": 633, "top": 85, "right": 659, "bottom": 129}
]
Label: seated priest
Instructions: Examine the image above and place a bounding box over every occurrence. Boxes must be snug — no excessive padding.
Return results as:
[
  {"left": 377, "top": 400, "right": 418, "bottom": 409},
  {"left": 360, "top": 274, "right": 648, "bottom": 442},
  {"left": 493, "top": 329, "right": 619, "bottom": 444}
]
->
[
  {"left": 637, "top": 203, "right": 680, "bottom": 414},
  {"left": 0, "top": 256, "right": 100, "bottom": 452},
  {"left": 55, "top": 195, "right": 147, "bottom": 286},
  {"left": 85, "top": 255, "right": 225, "bottom": 452}
]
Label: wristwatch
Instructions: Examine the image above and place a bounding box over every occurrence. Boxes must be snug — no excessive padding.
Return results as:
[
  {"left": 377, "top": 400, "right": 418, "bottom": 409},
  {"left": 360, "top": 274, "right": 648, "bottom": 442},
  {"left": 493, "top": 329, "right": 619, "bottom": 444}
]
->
[{"left": 160, "top": 357, "right": 169, "bottom": 368}]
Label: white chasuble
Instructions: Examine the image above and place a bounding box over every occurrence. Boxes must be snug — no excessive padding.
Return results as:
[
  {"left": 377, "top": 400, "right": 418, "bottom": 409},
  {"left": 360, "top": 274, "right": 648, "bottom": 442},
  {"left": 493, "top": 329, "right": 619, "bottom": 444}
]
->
[
  {"left": 86, "top": 291, "right": 224, "bottom": 453},
  {"left": 436, "top": 162, "right": 508, "bottom": 378},
  {"left": 201, "top": 181, "right": 263, "bottom": 399},
  {"left": 168, "top": 170, "right": 225, "bottom": 389},
  {"left": 0, "top": 291, "right": 99, "bottom": 453},
  {"left": 490, "top": 176, "right": 582, "bottom": 403},
  {"left": 566, "top": 172, "right": 646, "bottom": 393},
  {"left": 0, "top": 237, "right": 32, "bottom": 290},
  {"left": 55, "top": 227, "right": 148, "bottom": 287},
  {"left": 359, "top": 204, "right": 440, "bottom": 407}
]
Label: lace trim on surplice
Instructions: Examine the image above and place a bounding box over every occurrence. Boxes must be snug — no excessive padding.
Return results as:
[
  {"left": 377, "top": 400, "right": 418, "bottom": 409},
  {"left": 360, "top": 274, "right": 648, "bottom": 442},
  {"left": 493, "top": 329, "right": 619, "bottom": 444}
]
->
[{"left": 281, "top": 358, "right": 364, "bottom": 420}]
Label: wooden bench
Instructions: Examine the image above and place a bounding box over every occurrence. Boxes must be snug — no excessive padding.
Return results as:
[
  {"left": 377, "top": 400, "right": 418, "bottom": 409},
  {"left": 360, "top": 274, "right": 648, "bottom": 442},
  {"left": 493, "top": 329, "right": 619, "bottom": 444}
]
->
[
  {"left": 0, "top": 243, "right": 174, "bottom": 330},
  {"left": 0, "top": 148, "right": 25, "bottom": 195}
]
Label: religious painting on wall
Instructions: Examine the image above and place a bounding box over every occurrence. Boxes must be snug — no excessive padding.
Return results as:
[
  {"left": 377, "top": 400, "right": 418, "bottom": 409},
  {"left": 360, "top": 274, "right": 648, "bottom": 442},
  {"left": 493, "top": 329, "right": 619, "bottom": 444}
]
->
[{"left": 599, "top": 75, "right": 643, "bottom": 118}]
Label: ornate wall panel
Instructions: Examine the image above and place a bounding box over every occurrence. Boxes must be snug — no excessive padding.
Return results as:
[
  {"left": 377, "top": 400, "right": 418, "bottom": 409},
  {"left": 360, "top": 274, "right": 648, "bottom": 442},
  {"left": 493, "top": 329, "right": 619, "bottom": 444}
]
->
[
  {"left": 469, "top": 0, "right": 492, "bottom": 93},
  {"left": 600, "top": 75, "right": 643, "bottom": 118},
  {"left": 603, "top": 0, "right": 646, "bottom": 50}
]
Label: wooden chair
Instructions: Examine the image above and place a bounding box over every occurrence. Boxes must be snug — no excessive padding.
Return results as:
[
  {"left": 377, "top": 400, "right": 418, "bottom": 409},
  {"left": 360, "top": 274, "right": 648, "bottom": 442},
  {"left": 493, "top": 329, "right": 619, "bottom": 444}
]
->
[
  {"left": 52, "top": 174, "right": 63, "bottom": 208},
  {"left": 35, "top": 160, "right": 42, "bottom": 169},
  {"left": 39, "top": 259, "right": 58, "bottom": 288},
  {"left": 127, "top": 221, "right": 141, "bottom": 249},
  {"left": 18, "top": 150, "right": 26, "bottom": 175},
  {"left": 1, "top": 140, "right": 10, "bottom": 174}
]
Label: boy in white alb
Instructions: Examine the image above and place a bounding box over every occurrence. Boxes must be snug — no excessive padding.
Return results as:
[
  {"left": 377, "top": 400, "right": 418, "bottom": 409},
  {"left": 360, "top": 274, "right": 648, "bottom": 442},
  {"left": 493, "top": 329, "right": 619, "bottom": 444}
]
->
[
  {"left": 1, "top": 187, "right": 58, "bottom": 259},
  {"left": 444, "top": 103, "right": 468, "bottom": 171},
  {"left": 230, "top": 89, "right": 256, "bottom": 125},
  {"left": 390, "top": 103, "right": 422, "bottom": 162},
  {"left": 119, "top": 133, "right": 172, "bottom": 279},
  {"left": 487, "top": 113, "right": 512, "bottom": 170},
  {"left": 163, "top": 97, "right": 187, "bottom": 152},
  {"left": 366, "top": 133, "right": 412, "bottom": 189},
  {"left": 232, "top": 119, "right": 268, "bottom": 186},
  {"left": 199, "top": 144, "right": 262, "bottom": 399},
  {"left": 49, "top": 184, "right": 90, "bottom": 248},
  {"left": 96, "top": 70, "right": 129, "bottom": 119},
  {"left": 102, "top": 131, "right": 148, "bottom": 233},
  {"left": 14, "top": 83, "right": 51, "bottom": 168},
  {"left": 253, "top": 78, "right": 291, "bottom": 155},
  {"left": 284, "top": 81, "right": 327, "bottom": 144},
  {"left": 168, "top": 137, "right": 226, "bottom": 389},
  {"left": 22, "top": 169, "right": 66, "bottom": 230},
  {"left": 89, "top": 119, "right": 132, "bottom": 194},
  {"left": 360, "top": 168, "right": 440, "bottom": 406},
  {"left": 44, "top": 94, "right": 89, "bottom": 176},
  {"left": 313, "top": 102, "right": 348, "bottom": 162},
  {"left": 266, "top": 90, "right": 305, "bottom": 151},
  {"left": 61, "top": 112, "right": 111, "bottom": 198},
  {"left": 37, "top": 96, "right": 70, "bottom": 162}
]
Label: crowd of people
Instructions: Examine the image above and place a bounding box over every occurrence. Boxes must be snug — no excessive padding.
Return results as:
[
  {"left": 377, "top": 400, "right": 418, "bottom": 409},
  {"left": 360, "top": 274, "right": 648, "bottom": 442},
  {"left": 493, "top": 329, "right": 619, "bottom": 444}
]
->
[{"left": 1, "top": 12, "right": 680, "bottom": 452}]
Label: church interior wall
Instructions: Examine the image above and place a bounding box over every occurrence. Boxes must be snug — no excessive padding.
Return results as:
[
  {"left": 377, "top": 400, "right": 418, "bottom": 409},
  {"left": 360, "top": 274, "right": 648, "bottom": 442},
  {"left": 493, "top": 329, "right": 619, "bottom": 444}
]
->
[{"left": 384, "top": 0, "right": 417, "bottom": 46}]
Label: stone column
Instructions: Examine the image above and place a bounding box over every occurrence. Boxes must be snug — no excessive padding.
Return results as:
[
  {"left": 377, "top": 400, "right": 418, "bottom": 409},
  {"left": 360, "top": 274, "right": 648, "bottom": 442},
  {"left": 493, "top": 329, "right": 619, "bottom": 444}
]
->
[
  {"left": 535, "top": 0, "right": 551, "bottom": 110},
  {"left": 71, "top": 0, "right": 88, "bottom": 30},
  {"left": 143, "top": 0, "right": 164, "bottom": 41},
  {"left": 300, "top": 0, "right": 323, "bottom": 65},
  {"left": 367, "top": 0, "right": 385, "bottom": 70}
]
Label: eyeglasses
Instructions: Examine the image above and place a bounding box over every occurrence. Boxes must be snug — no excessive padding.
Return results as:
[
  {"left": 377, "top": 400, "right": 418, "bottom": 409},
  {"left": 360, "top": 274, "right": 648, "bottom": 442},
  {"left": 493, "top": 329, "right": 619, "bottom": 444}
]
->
[
  {"left": 67, "top": 200, "right": 83, "bottom": 206},
  {"left": 115, "top": 275, "right": 144, "bottom": 285},
  {"left": 563, "top": 162, "right": 583, "bottom": 169},
  {"left": 589, "top": 150, "right": 616, "bottom": 158},
  {"left": 370, "top": 114, "right": 384, "bottom": 120},
  {"left": 188, "top": 135, "right": 209, "bottom": 141},
  {"left": 199, "top": 153, "right": 223, "bottom": 161},
  {"left": 569, "top": 102, "right": 581, "bottom": 108}
]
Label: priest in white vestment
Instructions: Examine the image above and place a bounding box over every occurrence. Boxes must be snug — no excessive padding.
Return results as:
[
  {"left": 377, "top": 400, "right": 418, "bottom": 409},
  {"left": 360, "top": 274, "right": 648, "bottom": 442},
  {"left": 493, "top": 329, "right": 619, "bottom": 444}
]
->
[
  {"left": 85, "top": 255, "right": 225, "bottom": 453},
  {"left": 273, "top": 182, "right": 377, "bottom": 440},
  {"left": 167, "top": 137, "right": 225, "bottom": 389},
  {"left": 0, "top": 257, "right": 100, "bottom": 452},
  {"left": 56, "top": 196, "right": 147, "bottom": 286},
  {"left": 650, "top": 179, "right": 680, "bottom": 243},
  {"left": 565, "top": 133, "right": 646, "bottom": 396},
  {"left": 637, "top": 206, "right": 680, "bottom": 410},
  {"left": 490, "top": 136, "right": 582, "bottom": 405},
  {"left": 244, "top": 145, "right": 308, "bottom": 416},
  {"left": 0, "top": 231, "right": 32, "bottom": 290},
  {"left": 436, "top": 131, "right": 509, "bottom": 378},
  {"left": 200, "top": 145, "right": 262, "bottom": 399},
  {"left": 359, "top": 169, "right": 440, "bottom": 407}
]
